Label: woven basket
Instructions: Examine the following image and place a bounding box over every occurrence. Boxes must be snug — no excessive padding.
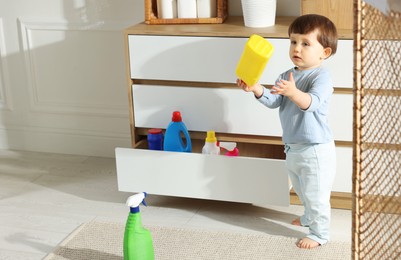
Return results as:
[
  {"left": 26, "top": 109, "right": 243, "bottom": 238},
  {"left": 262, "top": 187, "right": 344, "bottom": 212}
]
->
[{"left": 145, "top": 0, "right": 228, "bottom": 24}]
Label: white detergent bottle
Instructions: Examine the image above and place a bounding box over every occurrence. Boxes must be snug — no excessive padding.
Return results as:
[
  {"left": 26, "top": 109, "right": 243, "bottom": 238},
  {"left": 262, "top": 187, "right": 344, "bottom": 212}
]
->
[{"left": 202, "top": 130, "right": 220, "bottom": 155}]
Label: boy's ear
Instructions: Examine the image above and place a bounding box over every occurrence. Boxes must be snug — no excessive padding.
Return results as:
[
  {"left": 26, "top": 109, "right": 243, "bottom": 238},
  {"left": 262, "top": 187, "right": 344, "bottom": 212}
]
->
[{"left": 322, "top": 47, "right": 332, "bottom": 59}]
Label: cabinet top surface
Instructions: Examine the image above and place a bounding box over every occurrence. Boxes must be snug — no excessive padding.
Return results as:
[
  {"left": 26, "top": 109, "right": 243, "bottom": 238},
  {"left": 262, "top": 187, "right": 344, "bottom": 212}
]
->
[{"left": 125, "top": 16, "right": 353, "bottom": 39}]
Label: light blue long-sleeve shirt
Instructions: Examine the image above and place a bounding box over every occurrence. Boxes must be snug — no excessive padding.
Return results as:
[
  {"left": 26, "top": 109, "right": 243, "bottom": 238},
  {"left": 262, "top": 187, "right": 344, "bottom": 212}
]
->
[{"left": 257, "top": 66, "right": 334, "bottom": 144}]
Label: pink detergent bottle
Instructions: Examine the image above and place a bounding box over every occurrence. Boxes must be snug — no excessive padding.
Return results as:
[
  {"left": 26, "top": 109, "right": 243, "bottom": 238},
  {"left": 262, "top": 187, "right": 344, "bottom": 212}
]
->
[
  {"left": 218, "top": 142, "right": 239, "bottom": 156},
  {"left": 163, "top": 111, "right": 192, "bottom": 153}
]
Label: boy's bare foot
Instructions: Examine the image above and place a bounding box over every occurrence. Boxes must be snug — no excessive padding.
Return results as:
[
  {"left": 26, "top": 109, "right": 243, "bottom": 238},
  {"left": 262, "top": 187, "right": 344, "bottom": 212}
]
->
[
  {"left": 292, "top": 217, "right": 302, "bottom": 226},
  {"left": 296, "top": 237, "right": 320, "bottom": 249}
]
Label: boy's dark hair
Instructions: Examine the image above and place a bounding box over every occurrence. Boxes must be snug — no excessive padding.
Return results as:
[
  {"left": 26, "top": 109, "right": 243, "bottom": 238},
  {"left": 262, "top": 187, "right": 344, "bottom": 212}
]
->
[{"left": 288, "top": 14, "right": 338, "bottom": 56}]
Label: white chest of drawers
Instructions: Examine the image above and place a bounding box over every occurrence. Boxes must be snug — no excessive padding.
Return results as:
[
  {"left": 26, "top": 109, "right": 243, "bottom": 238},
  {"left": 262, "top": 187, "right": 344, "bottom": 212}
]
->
[{"left": 116, "top": 16, "right": 354, "bottom": 208}]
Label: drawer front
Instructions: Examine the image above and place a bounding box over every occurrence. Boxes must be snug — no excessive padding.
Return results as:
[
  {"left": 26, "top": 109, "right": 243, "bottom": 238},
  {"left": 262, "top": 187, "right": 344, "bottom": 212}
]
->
[
  {"left": 129, "top": 35, "right": 352, "bottom": 87},
  {"left": 133, "top": 84, "right": 282, "bottom": 136},
  {"left": 129, "top": 35, "right": 290, "bottom": 84},
  {"left": 334, "top": 146, "right": 352, "bottom": 193},
  {"left": 330, "top": 93, "right": 353, "bottom": 141},
  {"left": 325, "top": 40, "right": 353, "bottom": 87},
  {"left": 133, "top": 85, "right": 352, "bottom": 141},
  {"left": 115, "top": 147, "right": 290, "bottom": 206}
]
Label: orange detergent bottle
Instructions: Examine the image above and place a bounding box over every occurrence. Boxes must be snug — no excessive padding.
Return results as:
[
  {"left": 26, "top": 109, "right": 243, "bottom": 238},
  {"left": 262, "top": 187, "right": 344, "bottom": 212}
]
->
[{"left": 235, "top": 34, "right": 274, "bottom": 86}]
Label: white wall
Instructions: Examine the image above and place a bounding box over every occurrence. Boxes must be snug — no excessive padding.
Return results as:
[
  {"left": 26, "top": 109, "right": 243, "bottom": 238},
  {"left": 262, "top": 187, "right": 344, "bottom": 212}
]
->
[{"left": 0, "top": 0, "right": 300, "bottom": 157}]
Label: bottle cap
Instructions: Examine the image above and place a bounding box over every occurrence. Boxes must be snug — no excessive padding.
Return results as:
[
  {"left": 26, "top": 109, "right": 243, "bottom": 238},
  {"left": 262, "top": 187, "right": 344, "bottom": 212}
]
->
[
  {"left": 205, "top": 130, "right": 217, "bottom": 143},
  {"left": 171, "top": 111, "right": 182, "bottom": 122},
  {"left": 148, "top": 128, "right": 162, "bottom": 135}
]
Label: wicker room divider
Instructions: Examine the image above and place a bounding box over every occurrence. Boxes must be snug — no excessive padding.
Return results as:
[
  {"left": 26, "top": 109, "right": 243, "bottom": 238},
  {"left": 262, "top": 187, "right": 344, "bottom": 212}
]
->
[{"left": 353, "top": 0, "right": 401, "bottom": 259}]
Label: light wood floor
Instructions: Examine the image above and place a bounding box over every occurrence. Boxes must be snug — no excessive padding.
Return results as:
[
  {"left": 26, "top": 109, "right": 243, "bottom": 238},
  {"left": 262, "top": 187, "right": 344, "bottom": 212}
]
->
[{"left": 0, "top": 149, "right": 352, "bottom": 259}]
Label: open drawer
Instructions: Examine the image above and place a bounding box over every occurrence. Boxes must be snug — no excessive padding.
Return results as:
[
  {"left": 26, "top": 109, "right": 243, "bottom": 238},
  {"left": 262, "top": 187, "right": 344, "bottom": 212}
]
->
[{"left": 115, "top": 147, "right": 290, "bottom": 206}]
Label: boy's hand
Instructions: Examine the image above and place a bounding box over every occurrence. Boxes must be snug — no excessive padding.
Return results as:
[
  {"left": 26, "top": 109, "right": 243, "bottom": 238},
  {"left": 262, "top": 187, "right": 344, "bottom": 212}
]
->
[
  {"left": 236, "top": 79, "right": 263, "bottom": 98},
  {"left": 236, "top": 78, "right": 252, "bottom": 92},
  {"left": 273, "top": 72, "right": 311, "bottom": 110},
  {"left": 272, "top": 72, "right": 296, "bottom": 97}
]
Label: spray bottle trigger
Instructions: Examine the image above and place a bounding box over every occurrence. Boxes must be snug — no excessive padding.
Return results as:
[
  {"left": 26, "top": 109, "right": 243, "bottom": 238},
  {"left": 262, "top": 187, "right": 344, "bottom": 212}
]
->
[{"left": 142, "top": 192, "right": 148, "bottom": 206}]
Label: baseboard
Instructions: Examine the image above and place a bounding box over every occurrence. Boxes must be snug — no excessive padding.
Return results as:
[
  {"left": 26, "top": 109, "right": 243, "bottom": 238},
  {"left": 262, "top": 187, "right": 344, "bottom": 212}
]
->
[
  {"left": 290, "top": 190, "right": 352, "bottom": 210},
  {"left": 0, "top": 126, "right": 131, "bottom": 157},
  {"left": 292, "top": 191, "right": 401, "bottom": 214},
  {"left": 358, "top": 194, "right": 401, "bottom": 215}
]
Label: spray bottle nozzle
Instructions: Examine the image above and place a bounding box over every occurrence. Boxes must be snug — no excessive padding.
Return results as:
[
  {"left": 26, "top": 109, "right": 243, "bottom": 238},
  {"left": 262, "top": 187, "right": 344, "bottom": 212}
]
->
[
  {"left": 217, "top": 142, "right": 239, "bottom": 156},
  {"left": 126, "top": 192, "right": 148, "bottom": 213}
]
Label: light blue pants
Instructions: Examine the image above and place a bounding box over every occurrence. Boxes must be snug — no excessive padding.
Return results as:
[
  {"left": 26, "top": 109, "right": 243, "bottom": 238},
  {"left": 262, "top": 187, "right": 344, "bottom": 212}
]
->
[{"left": 285, "top": 141, "right": 336, "bottom": 245}]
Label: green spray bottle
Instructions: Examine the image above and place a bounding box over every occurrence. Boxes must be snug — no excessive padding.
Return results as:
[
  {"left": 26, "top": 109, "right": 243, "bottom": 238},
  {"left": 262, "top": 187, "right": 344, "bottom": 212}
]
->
[{"left": 124, "top": 192, "right": 155, "bottom": 260}]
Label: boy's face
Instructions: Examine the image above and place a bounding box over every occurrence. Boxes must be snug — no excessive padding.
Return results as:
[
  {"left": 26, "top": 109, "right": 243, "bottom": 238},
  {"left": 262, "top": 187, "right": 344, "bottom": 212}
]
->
[{"left": 289, "top": 29, "right": 332, "bottom": 70}]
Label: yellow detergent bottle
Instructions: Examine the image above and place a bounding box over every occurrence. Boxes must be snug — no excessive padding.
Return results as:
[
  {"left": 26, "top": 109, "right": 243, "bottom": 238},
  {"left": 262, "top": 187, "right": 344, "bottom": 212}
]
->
[{"left": 235, "top": 34, "right": 274, "bottom": 86}]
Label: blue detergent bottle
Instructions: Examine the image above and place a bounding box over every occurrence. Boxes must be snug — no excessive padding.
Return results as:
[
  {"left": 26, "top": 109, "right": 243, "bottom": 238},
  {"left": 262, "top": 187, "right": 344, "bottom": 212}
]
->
[{"left": 163, "top": 111, "right": 192, "bottom": 152}]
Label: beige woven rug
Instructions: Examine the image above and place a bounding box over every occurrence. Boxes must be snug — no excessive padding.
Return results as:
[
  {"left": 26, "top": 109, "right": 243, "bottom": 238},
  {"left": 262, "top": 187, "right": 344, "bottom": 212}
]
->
[{"left": 45, "top": 221, "right": 350, "bottom": 260}]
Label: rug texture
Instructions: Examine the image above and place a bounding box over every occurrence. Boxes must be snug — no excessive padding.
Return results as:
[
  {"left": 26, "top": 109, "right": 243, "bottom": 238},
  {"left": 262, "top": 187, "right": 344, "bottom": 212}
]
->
[{"left": 45, "top": 221, "right": 351, "bottom": 260}]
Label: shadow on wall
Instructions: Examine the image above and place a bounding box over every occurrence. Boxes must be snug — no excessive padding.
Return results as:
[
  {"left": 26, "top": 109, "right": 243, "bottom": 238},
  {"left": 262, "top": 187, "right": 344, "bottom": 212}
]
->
[{"left": 0, "top": 0, "right": 143, "bottom": 157}]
